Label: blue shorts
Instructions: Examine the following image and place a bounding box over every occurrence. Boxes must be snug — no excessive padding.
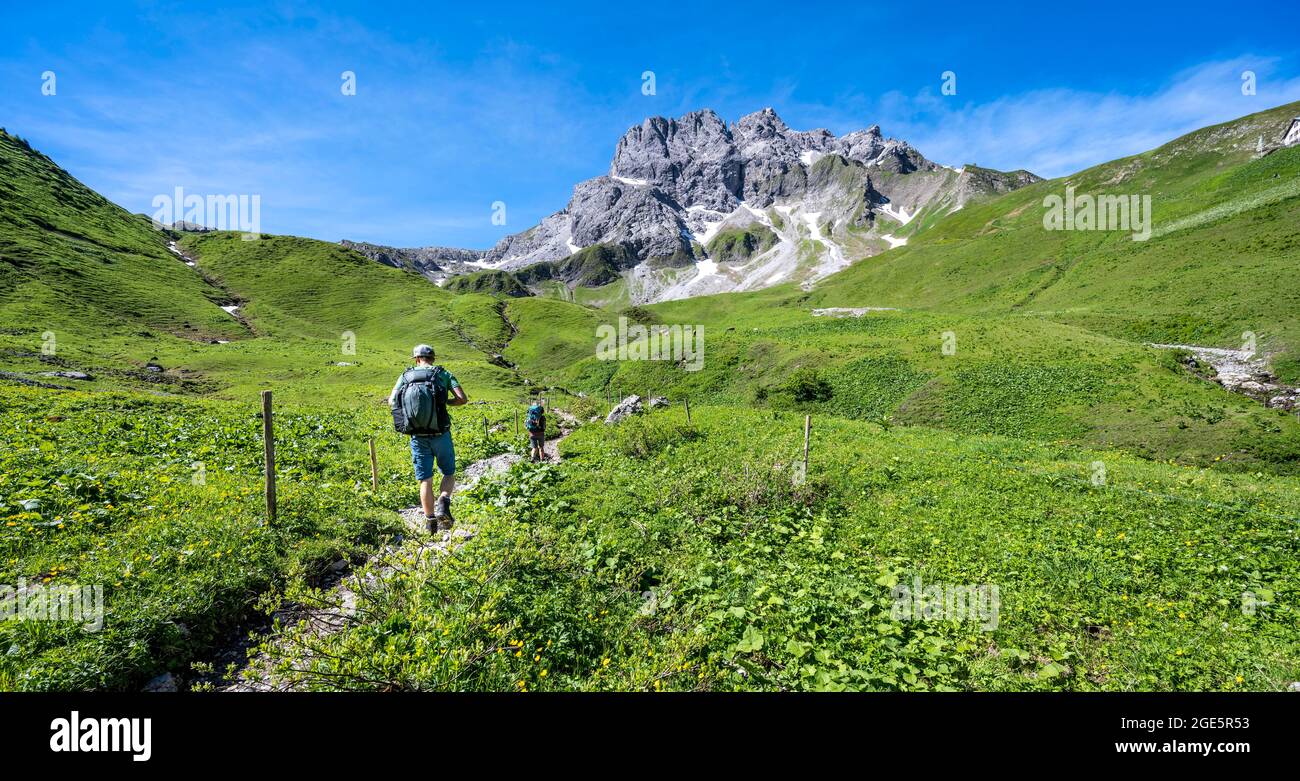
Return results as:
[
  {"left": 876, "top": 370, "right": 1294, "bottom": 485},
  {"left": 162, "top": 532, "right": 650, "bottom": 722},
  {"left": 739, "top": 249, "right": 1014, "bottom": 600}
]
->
[{"left": 410, "top": 431, "right": 455, "bottom": 480}]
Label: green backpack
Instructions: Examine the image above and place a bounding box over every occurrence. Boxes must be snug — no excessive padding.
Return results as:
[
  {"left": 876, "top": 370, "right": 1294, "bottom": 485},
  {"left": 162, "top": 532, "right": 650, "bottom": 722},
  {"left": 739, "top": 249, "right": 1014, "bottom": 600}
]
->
[
  {"left": 525, "top": 404, "right": 544, "bottom": 432},
  {"left": 393, "top": 366, "right": 450, "bottom": 436}
]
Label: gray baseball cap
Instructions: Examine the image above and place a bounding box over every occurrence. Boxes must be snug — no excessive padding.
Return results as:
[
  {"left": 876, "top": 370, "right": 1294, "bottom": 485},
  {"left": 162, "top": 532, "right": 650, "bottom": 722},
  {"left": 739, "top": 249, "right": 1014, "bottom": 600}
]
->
[{"left": 412, "top": 344, "right": 434, "bottom": 358}]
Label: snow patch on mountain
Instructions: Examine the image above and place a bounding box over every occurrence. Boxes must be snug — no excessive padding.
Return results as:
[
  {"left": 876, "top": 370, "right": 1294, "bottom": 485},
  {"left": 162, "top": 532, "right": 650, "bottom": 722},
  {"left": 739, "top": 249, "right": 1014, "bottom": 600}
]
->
[{"left": 878, "top": 201, "right": 914, "bottom": 225}]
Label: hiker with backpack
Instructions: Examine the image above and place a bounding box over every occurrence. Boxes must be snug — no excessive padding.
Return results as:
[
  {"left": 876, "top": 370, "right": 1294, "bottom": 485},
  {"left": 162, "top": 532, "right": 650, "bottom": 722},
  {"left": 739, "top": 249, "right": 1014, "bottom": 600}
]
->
[
  {"left": 525, "top": 398, "right": 546, "bottom": 462},
  {"left": 389, "top": 344, "right": 468, "bottom": 534}
]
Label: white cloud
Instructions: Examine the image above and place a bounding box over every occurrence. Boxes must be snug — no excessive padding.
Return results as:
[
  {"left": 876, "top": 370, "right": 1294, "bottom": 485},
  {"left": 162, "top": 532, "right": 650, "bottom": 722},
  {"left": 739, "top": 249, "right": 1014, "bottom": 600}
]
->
[{"left": 832, "top": 56, "right": 1300, "bottom": 177}]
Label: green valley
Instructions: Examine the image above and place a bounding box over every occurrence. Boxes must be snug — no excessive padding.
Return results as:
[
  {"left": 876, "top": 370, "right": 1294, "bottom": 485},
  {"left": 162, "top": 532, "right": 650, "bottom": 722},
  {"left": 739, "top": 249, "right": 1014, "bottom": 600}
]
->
[{"left": 2, "top": 99, "right": 1298, "bottom": 692}]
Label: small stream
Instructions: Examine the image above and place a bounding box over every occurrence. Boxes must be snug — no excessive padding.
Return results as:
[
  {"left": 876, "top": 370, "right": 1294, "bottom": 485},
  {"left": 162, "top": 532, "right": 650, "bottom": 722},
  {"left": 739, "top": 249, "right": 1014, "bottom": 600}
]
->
[{"left": 1150, "top": 343, "right": 1297, "bottom": 411}]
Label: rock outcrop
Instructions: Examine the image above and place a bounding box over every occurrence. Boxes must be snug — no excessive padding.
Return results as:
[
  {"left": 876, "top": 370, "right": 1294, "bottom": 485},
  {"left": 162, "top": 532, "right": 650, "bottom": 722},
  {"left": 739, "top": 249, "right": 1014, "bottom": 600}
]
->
[
  {"left": 340, "top": 240, "right": 487, "bottom": 284},
  {"left": 605, "top": 394, "right": 645, "bottom": 425}
]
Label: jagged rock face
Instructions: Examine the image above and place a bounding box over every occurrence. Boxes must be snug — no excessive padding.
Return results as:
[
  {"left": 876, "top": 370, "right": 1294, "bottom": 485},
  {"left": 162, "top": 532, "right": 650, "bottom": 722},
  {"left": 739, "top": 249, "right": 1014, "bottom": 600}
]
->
[
  {"left": 480, "top": 210, "right": 573, "bottom": 269},
  {"left": 610, "top": 109, "right": 741, "bottom": 213},
  {"left": 468, "top": 107, "right": 1041, "bottom": 302},
  {"left": 567, "top": 177, "right": 693, "bottom": 262},
  {"left": 341, "top": 240, "right": 486, "bottom": 283},
  {"left": 733, "top": 108, "right": 835, "bottom": 205},
  {"left": 835, "top": 126, "right": 886, "bottom": 163}
]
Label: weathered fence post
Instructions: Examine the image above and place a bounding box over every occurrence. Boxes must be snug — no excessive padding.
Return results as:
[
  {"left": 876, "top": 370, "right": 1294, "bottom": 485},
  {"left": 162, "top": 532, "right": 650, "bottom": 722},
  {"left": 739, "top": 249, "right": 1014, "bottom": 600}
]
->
[
  {"left": 684, "top": 396, "right": 691, "bottom": 424},
  {"left": 261, "top": 390, "right": 276, "bottom": 524},
  {"left": 515, "top": 408, "right": 520, "bottom": 437},
  {"left": 368, "top": 437, "right": 379, "bottom": 491},
  {"left": 803, "top": 414, "right": 811, "bottom": 476}
]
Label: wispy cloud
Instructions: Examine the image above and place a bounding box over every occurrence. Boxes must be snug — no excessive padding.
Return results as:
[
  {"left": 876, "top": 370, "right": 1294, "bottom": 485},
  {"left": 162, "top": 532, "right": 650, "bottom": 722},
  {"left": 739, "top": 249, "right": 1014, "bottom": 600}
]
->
[
  {"left": 770, "top": 56, "right": 1300, "bottom": 178},
  {"left": 0, "top": 7, "right": 630, "bottom": 247}
]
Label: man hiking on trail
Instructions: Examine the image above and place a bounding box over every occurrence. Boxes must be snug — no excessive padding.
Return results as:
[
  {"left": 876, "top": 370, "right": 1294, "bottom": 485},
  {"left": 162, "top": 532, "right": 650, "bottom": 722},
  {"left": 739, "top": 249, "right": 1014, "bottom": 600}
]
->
[
  {"left": 389, "top": 344, "right": 468, "bottom": 534},
  {"left": 525, "top": 398, "right": 546, "bottom": 462}
]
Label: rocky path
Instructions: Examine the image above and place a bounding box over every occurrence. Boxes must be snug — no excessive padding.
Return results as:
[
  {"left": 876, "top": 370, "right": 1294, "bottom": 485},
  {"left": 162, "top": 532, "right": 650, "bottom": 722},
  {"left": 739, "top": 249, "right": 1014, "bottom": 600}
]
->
[{"left": 217, "top": 417, "right": 578, "bottom": 692}]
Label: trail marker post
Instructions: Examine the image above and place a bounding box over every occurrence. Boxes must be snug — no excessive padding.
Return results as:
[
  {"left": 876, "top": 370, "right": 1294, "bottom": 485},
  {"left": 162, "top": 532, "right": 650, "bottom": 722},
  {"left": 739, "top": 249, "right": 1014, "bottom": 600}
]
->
[
  {"left": 261, "top": 390, "right": 276, "bottom": 525},
  {"left": 684, "top": 397, "right": 691, "bottom": 424},
  {"left": 368, "top": 437, "right": 379, "bottom": 491},
  {"left": 803, "top": 415, "right": 811, "bottom": 476}
]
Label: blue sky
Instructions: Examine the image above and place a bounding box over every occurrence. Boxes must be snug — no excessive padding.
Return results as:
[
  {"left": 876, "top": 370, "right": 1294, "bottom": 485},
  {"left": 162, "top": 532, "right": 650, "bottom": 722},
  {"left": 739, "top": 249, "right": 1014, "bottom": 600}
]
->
[{"left": 2, "top": 0, "right": 1299, "bottom": 249}]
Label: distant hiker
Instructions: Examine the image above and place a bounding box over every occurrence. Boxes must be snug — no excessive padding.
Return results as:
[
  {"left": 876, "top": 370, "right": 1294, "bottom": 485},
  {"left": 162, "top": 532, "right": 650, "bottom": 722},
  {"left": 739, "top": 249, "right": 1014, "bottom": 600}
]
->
[
  {"left": 525, "top": 398, "right": 546, "bottom": 461},
  {"left": 389, "top": 344, "right": 469, "bottom": 534}
]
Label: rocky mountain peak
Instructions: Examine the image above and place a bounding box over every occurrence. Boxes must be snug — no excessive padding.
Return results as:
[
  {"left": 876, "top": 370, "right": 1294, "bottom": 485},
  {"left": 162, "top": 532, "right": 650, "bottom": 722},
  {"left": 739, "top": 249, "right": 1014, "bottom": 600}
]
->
[
  {"left": 734, "top": 106, "right": 790, "bottom": 137},
  {"left": 473, "top": 107, "right": 1040, "bottom": 303}
]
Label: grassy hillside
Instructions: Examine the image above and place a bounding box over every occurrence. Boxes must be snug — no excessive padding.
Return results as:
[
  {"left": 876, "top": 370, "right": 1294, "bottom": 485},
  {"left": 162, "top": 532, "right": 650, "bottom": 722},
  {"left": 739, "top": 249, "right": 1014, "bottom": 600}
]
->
[
  {"left": 171, "top": 232, "right": 520, "bottom": 403},
  {"left": 0, "top": 129, "right": 253, "bottom": 395},
  {"left": 443, "top": 269, "right": 532, "bottom": 298},
  {"left": 808, "top": 101, "right": 1300, "bottom": 381},
  {"left": 552, "top": 298, "right": 1300, "bottom": 473},
  {"left": 0, "top": 130, "right": 243, "bottom": 341},
  {"left": 500, "top": 295, "right": 613, "bottom": 386}
]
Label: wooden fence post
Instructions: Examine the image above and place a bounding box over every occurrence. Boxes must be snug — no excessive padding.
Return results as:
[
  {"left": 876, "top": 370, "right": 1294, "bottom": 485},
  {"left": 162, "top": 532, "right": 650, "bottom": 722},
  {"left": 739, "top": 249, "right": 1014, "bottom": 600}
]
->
[
  {"left": 261, "top": 390, "right": 276, "bottom": 524},
  {"left": 483, "top": 415, "right": 489, "bottom": 440},
  {"left": 684, "top": 396, "right": 691, "bottom": 424},
  {"left": 368, "top": 437, "right": 379, "bottom": 491},
  {"left": 803, "top": 415, "right": 811, "bottom": 476},
  {"left": 515, "top": 408, "right": 520, "bottom": 437}
]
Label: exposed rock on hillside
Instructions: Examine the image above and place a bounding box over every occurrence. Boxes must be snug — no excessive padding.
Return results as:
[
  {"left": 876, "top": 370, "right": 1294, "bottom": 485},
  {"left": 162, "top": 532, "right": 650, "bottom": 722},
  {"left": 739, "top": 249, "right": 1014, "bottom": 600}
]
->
[{"left": 340, "top": 240, "right": 486, "bottom": 283}]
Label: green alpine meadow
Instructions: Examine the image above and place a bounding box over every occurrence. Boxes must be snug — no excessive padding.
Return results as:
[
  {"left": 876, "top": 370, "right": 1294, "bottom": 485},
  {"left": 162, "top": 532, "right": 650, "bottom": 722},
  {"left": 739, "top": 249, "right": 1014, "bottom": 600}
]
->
[{"left": 3, "top": 89, "right": 1299, "bottom": 695}]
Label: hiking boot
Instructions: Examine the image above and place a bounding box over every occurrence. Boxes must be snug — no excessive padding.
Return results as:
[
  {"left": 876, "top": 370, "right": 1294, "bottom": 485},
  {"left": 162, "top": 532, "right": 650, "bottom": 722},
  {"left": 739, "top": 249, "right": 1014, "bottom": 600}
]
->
[
  {"left": 423, "top": 515, "right": 437, "bottom": 535},
  {"left": 435, "top": 496, "right": 453, "bottom": 532}
]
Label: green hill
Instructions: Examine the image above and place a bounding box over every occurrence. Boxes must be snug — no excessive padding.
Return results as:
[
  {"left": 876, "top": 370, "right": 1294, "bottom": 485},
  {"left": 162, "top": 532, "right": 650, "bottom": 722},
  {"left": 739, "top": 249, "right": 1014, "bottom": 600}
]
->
[
  {"left": 0, "top": 130, "right": 247, "bottom": 341},
  {"left": 809, "top": 101, "right": 1300, "bottom": 381},
  {"left": 443, "top": 269, "right": 532, "bottom": 298}
]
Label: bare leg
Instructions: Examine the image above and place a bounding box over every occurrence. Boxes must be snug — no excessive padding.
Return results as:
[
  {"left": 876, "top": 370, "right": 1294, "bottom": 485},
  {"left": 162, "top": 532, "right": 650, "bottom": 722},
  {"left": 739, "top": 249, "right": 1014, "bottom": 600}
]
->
[
  {"left": 439, "top": 473, "right": 455, "bottom": 499},
  {"left": 419, "top": 478, "right": 435, "bottom": 517}
]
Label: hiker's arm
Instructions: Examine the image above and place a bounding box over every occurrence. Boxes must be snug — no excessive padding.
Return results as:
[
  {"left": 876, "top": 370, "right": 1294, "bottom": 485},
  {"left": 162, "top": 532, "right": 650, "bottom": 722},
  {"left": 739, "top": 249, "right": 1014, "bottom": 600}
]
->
[
  {"left": 449, "top": 386, "right": 468, "bottom": 406},
  {"left": 388, "top": 376, "right": 404, "bottom": 407}
]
